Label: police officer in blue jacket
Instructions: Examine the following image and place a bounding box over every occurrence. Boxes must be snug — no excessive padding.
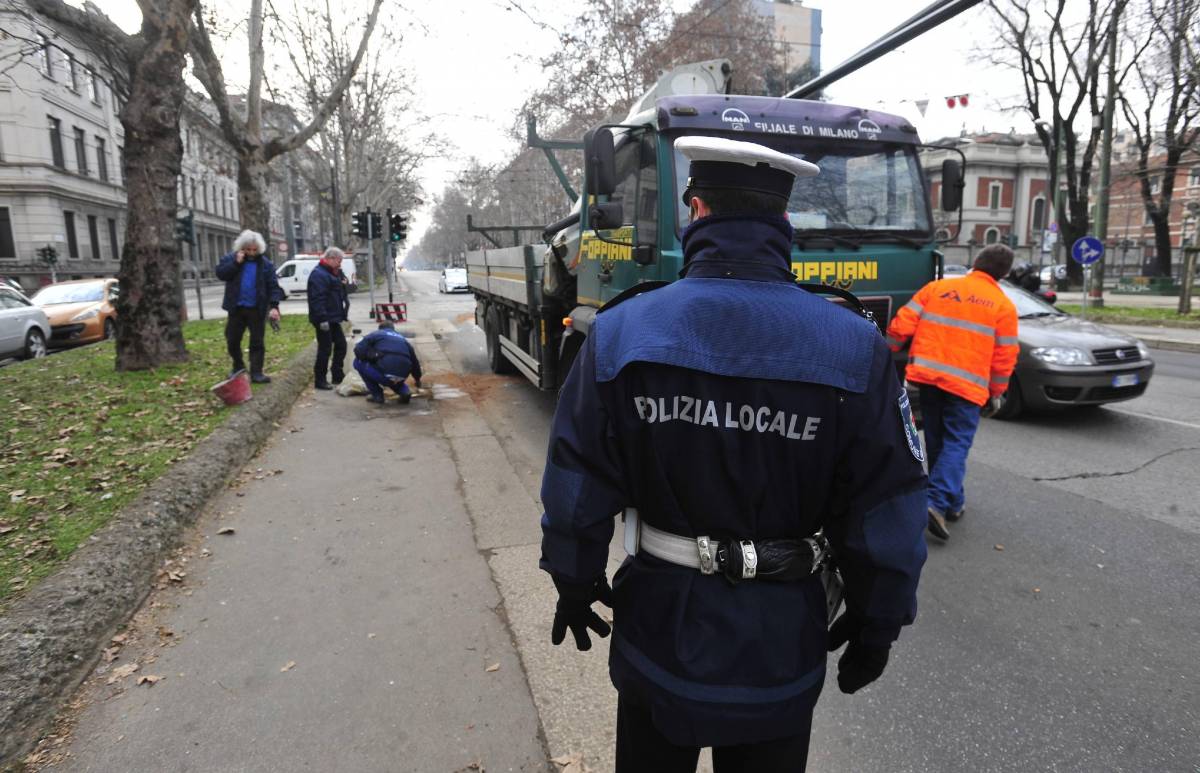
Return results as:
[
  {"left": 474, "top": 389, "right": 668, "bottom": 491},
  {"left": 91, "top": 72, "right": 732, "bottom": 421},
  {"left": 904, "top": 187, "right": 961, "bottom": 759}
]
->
[
  {"left": 539, "top": 136, "right": 929, "bottom": 772},
  {"left": 352, "top": 322, "right": 422, "bottom": 404}
]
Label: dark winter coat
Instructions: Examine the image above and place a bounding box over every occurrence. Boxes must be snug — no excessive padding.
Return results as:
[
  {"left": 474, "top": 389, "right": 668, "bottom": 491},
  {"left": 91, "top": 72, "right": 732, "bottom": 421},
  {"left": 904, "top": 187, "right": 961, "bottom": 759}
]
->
[
  {"left": 353, "top": 328, "right": 421, "bottom": 383},
  {"left": 216, "top": 252, "right": 284, "bottom": 314},
  {"left": 306, "top": 262, "right": 350, "bottom": 325}
]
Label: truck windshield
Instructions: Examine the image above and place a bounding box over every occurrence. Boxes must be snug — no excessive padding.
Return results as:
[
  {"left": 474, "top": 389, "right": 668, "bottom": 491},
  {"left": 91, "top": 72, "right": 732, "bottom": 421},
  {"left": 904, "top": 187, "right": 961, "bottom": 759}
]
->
[{"left": 673, "top": 136, "right": 931, "bottom": 237}]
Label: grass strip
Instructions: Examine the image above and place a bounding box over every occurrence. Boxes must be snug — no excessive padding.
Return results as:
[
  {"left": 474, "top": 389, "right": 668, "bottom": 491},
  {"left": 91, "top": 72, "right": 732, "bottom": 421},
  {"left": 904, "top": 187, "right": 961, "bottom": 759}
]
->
[
  {"left": 1056, "top": 304, "right": 1200, "bottom": 329},
  {"left": 0, "top": 316, "right": 312, "bottom": 603}
]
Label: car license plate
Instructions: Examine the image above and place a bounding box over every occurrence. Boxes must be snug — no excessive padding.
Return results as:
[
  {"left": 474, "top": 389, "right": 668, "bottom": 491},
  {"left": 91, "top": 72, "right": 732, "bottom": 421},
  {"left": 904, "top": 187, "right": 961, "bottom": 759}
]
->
[{"left": 1112, "top": 373, "right": 1139, "bottom": 388}]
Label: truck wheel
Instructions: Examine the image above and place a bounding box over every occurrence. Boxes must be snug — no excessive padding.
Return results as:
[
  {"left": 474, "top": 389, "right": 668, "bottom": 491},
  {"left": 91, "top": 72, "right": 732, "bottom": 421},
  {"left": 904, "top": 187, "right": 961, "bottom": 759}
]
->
[
  {"left": 991, "top": 375, "right": 1023, "bottom": 420},
  {"left": 485, "top": 307, "right": 515, "bottom": 375}
]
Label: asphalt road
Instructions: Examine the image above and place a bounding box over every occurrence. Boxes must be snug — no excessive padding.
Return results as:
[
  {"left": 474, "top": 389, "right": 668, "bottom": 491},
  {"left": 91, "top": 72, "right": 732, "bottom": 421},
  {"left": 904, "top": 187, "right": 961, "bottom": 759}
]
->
[{"left": 400, "top": 270, "right": 1200, "bottom": 772}]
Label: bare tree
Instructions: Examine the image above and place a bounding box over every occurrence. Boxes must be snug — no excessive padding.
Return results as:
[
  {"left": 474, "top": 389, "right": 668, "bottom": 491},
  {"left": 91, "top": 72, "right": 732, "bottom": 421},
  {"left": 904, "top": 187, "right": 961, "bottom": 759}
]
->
[
  {"left": 988, "top": 0, "right": 1128, "bottom": 282},
  {"left": 24, "top": 0, "right": 197, "bottom": 369},
  {"left": 1119, "top": 0, "right": 1200, "bottom": 277},
  {"left": 188, "top": 0, "right": 383, "bottom": 241}
]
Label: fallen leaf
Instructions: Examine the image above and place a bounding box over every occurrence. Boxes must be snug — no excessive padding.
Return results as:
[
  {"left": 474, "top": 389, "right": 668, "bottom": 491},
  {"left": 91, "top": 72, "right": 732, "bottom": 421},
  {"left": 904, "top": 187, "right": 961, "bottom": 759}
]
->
[
  {"left": 136, "top": 675, "right": 163, "bottom": 686},
  {"left": 217, "top": 527, "right": 235, "bottom": 535},
  {"left": 485, "top": 663, "right": 500, "bottom": 673},
  {"left": 106, "top": 662, "right": 140, "bottom": 684},
  {"left": 111, "top": 634, "right": 127, "bottom": 644},
  {"left": 994, "top": 544, "right": 1005, "bottom": 551},
  {"left": 550, "top": 752, "right": 588, "bottom": 772},
  {"left": 101, "top": 647, "right": 120, "bottom": 663},
  {"left": 280, "top": 660, "right": 296, "bottom": 672}
]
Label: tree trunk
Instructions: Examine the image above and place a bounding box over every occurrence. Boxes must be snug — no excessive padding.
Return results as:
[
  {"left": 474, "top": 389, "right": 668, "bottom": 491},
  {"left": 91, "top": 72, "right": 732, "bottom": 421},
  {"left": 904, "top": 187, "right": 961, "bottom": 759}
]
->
[
  {"left": 114, "top": 0, "right": 197, "bottom": 370},
  {"left": 1152, "top": 213, "right": 1174, "bottom": 277},
  {"left": 237, "top": 148, "right": 273, "bottom": 249}
]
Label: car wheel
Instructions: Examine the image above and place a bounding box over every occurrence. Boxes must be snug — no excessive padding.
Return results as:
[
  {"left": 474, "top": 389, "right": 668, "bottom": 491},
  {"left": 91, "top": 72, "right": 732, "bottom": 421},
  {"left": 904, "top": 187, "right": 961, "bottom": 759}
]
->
[
  {"left": 23, "top": 328, "right": 48, "bottom": 360},
  {"left": 103, "top": 318, "right": 116, "bottom": 340},
  {"left": 991, "top": 374, "right": 1023, "bottom": 420},
  {"left": 485, "top": 306, "right": 515, "bottom": 375}
]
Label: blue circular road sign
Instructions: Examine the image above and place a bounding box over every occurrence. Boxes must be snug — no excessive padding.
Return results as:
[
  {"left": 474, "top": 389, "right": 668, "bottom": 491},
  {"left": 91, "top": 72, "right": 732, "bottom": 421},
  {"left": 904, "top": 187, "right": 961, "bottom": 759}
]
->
[{"left": 1071, "top": 236, "right": 1104, "bottom": 265}]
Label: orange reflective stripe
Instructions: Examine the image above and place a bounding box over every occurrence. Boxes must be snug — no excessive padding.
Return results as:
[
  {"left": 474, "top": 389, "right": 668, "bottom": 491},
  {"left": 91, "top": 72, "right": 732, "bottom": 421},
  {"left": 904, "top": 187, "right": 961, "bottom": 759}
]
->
[{"left": 910, "top": 356, "right": 989, "bottom": 389}]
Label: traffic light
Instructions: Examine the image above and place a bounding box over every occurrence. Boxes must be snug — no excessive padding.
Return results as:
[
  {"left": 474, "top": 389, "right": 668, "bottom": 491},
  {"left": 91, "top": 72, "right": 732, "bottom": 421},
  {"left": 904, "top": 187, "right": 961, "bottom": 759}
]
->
[
  {"left": 36, "top": 245, "right": 58, "bottom": 266},
  {"left": 174, "top": 212, "right": 195, "bottom": 244},
  {"left": 350, "top": 211, "right": 366, "bottom": 238},
  {"left": 390, "top": 213, "right": 408, "bottom": 243},
  {"left": 369, "top": 211, "right": 382, "bottom": 239}
]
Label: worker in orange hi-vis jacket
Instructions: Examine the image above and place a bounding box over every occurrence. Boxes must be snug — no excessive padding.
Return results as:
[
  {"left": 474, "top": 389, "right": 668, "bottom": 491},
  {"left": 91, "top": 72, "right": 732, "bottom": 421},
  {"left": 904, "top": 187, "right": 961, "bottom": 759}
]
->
[{"left": 885, "top": 244, "right": 1019, "bottom": 542}]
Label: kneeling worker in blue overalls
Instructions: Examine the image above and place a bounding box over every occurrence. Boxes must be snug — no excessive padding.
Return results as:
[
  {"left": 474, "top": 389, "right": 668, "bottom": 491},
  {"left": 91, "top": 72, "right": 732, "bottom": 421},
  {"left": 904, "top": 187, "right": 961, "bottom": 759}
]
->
[
  {"left": 352, "top": 322, "right": 421, "bottom": 404},
  {"left": 539, "top": 136, "right": 929, "bottom": 771}
]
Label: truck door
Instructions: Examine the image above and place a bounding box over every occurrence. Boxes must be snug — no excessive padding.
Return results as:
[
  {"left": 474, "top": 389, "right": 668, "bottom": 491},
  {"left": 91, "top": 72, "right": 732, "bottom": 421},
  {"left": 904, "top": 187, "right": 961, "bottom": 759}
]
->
[{"left": 578, "top": 128, "right": 659, "bottom": 307}]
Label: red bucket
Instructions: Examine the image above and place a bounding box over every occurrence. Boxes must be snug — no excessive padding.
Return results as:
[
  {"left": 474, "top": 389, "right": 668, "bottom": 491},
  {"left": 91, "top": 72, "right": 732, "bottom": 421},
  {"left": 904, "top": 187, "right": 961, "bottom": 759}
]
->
[{"left": 211, "top": 370, "right": 252, "bottom": 406}]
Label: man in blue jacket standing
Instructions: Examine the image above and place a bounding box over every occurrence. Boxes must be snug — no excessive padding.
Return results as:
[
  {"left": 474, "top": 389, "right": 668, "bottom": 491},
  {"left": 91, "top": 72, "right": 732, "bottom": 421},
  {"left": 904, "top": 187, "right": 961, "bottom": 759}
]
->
[
  {"left": 307, "top": 247, "right": 351, "bottom": 390},
  {"left": 352, "top": 322, "right": 421, "bottom": 404},
  {"left": 539, "top": 137, "right": 929, "bottom": 771},
  {"left": 215, "top": 230, "right": 284, "bottom": 383}
]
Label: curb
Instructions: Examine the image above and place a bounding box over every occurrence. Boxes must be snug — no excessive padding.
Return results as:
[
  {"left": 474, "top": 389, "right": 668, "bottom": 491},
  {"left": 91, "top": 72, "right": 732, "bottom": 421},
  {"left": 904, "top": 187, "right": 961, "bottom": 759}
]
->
[
  {"left": 1139, "top": 337, "right": 1200, "bottom": 354},
  {"left": 0, "top": 342, "right": 317, "bottom": 765}
]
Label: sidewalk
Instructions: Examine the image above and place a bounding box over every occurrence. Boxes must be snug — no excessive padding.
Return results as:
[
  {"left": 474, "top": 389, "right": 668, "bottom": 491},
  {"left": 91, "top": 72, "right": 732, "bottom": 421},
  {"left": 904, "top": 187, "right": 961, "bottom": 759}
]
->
[
  {"left": 1107, "top": 323, "right": 1200, "bottom": 353},
  {"left": 49, "top": 310, "right": 548, "bottom": 772}
]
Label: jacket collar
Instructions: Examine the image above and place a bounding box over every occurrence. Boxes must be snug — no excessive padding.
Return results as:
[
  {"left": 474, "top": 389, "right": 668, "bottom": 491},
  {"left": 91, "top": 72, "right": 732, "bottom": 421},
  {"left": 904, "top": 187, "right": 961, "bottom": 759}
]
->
[
  {"left": 969, "top": 269, "right": 1000, "bottom": 286},
  {"left": 679, "top": 214, "right": 796, "bottom": 283}
]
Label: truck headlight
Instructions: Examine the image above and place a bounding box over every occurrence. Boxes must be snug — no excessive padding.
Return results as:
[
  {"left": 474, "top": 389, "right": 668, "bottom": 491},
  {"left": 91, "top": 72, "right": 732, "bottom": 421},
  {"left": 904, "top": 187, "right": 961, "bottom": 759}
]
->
[
  {"left": 71, "top": 308, "right": 99, "bottom": 322},
  {"left": 1031, "top": 346, "right": 1092, "bottom": 366}
]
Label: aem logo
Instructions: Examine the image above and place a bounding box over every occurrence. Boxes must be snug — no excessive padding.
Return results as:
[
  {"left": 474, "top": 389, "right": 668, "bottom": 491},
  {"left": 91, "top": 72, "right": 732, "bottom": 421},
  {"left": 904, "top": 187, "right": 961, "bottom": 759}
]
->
[{"left": 721, "top": 108, "right": 750, "bottom": 131}]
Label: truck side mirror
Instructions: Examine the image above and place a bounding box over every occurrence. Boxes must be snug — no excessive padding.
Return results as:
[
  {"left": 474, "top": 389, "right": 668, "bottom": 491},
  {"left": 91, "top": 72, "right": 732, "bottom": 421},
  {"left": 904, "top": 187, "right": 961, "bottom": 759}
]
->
[
  {"left": 941, "top": 159, "right": 964, "bottom": 212},
  {"left": 585, "top": 128, "right": 617, "bottom": 196},
  {"left": 589, "top": 201, "right": 624, "bottom": 230}
]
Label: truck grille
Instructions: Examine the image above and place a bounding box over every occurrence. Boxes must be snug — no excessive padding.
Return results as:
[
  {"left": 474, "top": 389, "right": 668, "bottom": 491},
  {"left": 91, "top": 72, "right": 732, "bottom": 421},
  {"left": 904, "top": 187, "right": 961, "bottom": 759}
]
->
[
  {"left": 828, "top": 296, "right": 892, "bottom": 332},
  {"left": 1092, "top": 346, "right": 1141, "bottom": 364}
]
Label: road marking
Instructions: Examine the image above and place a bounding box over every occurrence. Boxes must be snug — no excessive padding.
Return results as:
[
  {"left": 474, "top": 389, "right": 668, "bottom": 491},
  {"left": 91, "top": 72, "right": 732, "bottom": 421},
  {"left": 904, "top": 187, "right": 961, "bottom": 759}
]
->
[{"left": 1105, "top": 406, "right": 1200, "bottom": 430}]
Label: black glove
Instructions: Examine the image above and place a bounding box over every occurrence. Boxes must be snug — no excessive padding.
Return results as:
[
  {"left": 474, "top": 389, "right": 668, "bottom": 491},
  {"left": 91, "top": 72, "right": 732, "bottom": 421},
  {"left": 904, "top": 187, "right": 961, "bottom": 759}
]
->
[
  {"left": 550, "top": 575, "right": 613, "bottom": 651},
  {"left": 827, "top": 612, "right": 891, "bottom": 694}
]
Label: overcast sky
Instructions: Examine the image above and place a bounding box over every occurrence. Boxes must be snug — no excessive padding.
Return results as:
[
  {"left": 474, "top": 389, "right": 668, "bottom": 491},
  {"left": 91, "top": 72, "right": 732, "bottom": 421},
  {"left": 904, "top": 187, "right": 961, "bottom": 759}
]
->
[{"left": 83, "top": 0, "right": 1020, "bottom": 246}]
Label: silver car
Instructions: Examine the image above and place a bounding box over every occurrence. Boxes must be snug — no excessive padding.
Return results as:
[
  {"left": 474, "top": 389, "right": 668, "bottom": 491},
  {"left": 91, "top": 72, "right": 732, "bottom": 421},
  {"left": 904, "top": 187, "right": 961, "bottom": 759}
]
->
[
  {"left": 992, "top": 281, "right": 1154, "bottom": 418},
  {"left": 0, "top": 285, "right": 51, "bottom": 360}
]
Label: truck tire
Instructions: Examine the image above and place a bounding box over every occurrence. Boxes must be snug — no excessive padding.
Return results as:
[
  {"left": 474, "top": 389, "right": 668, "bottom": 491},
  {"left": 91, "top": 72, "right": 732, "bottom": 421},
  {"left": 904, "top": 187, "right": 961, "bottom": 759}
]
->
[{"left": 485, "top": 307, "right": 515, "bottom": 375}]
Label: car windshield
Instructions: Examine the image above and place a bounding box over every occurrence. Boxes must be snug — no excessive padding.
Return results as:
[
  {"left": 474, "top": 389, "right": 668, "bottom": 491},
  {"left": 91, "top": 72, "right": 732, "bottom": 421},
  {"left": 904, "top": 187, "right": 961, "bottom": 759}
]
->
[
  {"left": 673, "top": 134, "right": 931, "bottom": 236},
  {"left": 33, "top": 282, "right": 105, "bottom": 305},
  {"left": 445, "top": 268, "right": 466, "bottom": 278},
  {"left": 1000, "top": 280, "right": 1065, "bottom": 318}
]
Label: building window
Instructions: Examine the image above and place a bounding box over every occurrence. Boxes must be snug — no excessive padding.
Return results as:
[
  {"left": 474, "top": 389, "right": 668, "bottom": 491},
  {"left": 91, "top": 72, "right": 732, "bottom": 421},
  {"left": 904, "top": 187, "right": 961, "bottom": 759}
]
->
[
  {"left": 202, "top": 181, "right": 208, "bottom": 213},
  {"left": 0, "top": 208, "right": 15, "bottom": 258},
  {"left": 190, "top": 179, "right": 197, "bottom": 209},
  {"left": 107, "top": 218, "right": 119, "bottom": 261},
  {"left": 37, "top": 34, "right": 52, "bottom": 78},
  {"left": 85, "top": 67, "right": 99, "bottom": 103},
  {"left": 87, "top": 215, "right": 100, "bottom": 260},
  {"left": 67, "top": 53, "right": 78, "bottom": 91},
  {"left": 1189, "top": 167, "right": 1200, "bottom": 188},
  {"left": 1150, "top": 175, "right": 1161, "bottom": 194},
  {"left": 48, "top": 116, "right": 64, "bottom": 168},
  {"left": 989, "top": 182, "right": 1002, "bottom": 210},
  {"left": 73, "top": 127, "right": 87, "bottom": 175},
  {"left": 117, "top": 146, "right": 124, "bottom": 184},
  {"left": 984, "top": 227, "right": 1000, "bottom": 245},
  {"left": 96, "top": 137, "right": 108, "bottom": 182},
  {"left": 1031, "top": 197, "right": 1046, "bottom": 233},
  {"left": 64, "top": 211, "right": 79, "bottom": 258}
]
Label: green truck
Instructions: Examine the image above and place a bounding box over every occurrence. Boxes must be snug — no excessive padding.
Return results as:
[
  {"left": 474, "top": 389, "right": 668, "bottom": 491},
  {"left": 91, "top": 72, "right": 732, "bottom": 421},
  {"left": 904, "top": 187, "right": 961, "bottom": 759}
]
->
[{"left": 467, "top": 61, "right": 965, "bottom": 389}]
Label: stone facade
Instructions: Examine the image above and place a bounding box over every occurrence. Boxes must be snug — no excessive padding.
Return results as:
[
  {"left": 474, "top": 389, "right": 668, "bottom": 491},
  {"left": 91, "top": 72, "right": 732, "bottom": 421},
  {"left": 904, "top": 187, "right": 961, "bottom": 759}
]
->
[{"left": 0, "top": 5, "right": 127, "bottom": 290}]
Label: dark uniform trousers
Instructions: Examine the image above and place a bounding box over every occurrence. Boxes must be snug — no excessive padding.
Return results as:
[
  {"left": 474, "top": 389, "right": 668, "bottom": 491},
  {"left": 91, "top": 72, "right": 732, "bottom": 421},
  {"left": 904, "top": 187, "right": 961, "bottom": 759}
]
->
[
  {"left": 314, "top": 323, "right": 347, "bottom": 383},
  {"left": 225, "top": 306, "right": 266, "bottom": 375},
  {"left": 616, "top": 692, "right": 811, "bottom": 773}
]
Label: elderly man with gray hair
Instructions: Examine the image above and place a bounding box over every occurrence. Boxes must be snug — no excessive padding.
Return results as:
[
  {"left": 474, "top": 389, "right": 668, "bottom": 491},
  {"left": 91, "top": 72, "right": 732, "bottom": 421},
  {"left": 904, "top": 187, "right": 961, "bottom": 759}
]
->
[
  {"left": 306, "top": 246, "right": 351, "bottom": 390},
  {"left": 215, "top": 230, "right": 284, "bottom": 383}
]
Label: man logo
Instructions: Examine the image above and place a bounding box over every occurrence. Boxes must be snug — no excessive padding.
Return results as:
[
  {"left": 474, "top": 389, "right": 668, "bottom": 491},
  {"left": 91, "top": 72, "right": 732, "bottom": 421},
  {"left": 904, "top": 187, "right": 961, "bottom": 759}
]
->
[
  {"left": 940, "top": 289, "right": 963, "bottom": 302},
  {"left": 857, "top": 118, "right": 882, "bottom": 139},
  {"left": 721, "top": 108, "right": 751, "bottom": 131}
]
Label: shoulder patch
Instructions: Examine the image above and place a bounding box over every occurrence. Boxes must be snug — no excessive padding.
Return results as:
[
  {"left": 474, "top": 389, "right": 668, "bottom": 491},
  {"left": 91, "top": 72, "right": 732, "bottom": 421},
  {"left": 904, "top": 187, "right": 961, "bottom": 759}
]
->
[{"left": 899, "top": 391, "right": 924, "bottom": 462}]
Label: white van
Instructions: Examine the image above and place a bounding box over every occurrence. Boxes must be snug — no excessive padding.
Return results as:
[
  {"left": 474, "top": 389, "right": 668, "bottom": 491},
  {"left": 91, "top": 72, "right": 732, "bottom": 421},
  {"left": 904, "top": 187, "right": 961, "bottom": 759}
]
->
[{"left": 276, "top": 255, "right": 358, "bottom": 297}]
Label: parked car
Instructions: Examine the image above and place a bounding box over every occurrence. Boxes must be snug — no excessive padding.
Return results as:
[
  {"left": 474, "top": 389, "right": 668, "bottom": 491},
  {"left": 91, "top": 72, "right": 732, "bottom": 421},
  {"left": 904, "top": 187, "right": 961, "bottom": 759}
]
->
[
  {"left": 991, "top": 280, "right": 1154, "bottom": 419},
  {"left": 31, "top": 278, "right": 119, "bottom": 347},
  {"left": 276, "top": 255, "right": 359, "bottom": 297},
  {"left": 942, "top": 264, "right": 969, "bottom": 277},
  {"left": 1, "top": 275, "right": 26, "bottom": 295},
  {"left": 0, "top": 284, "right": 51, "bottom": 360},
  {"left": 1038, "top": 264, "right": 1068, "bottom": 285},
  {"left": 438, "top": 266, "right": 469, "bottom": 293}
]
